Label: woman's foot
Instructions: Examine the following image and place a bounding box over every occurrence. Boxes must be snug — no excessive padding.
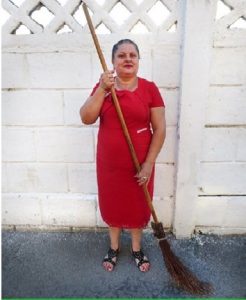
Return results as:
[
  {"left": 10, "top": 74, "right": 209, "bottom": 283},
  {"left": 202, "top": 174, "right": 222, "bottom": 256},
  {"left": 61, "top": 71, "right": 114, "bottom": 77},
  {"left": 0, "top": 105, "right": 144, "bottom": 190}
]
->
[
  {"left": 102, "top": 247, "right": 119, "bottom": 272},
  {"left": 132, "top": 249, "right": 150, "bottom": 272}
]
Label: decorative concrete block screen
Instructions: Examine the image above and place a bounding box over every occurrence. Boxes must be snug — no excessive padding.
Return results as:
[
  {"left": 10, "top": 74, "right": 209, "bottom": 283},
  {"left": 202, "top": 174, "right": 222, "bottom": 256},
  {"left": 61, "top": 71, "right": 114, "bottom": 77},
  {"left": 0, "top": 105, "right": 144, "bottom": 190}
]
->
[{"left": 2, "top": 0, "right": 246, "bottom": 237}]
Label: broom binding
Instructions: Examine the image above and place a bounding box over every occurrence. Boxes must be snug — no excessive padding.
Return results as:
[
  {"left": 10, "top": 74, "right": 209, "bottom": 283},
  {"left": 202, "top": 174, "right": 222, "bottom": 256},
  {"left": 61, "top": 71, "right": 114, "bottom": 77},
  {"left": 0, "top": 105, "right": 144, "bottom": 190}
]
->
[{"left": 151, "top": 221, "right": 166, "bottom": 239}]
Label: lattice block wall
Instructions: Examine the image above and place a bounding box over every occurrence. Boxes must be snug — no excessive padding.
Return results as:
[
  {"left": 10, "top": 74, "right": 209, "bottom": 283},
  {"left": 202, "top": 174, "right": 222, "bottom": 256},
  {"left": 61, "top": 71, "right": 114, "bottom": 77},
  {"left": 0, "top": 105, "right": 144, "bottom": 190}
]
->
[
  {"left": 214, "top": 0, "right": 246, "bottom": 46},
  {"left": 2, "top": 0, "right": 179, "bottom": 35}
]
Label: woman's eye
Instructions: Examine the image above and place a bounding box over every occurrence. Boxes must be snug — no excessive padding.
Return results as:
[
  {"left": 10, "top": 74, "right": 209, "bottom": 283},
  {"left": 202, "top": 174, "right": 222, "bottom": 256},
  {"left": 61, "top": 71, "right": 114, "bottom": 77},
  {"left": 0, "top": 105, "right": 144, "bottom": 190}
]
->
[{"left": 117, "top": 53, "right": 138, "bottom": 59}]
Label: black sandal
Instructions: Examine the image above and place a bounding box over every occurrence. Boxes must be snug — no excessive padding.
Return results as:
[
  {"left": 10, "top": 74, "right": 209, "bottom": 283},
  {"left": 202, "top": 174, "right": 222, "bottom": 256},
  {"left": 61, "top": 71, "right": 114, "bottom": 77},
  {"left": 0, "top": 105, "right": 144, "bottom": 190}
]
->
[
  {"left": 132, "top": 249, "right": 150, "bottom": 272},
  {"left": 102, "top": 247, "right": 119, "bottom": 271}
]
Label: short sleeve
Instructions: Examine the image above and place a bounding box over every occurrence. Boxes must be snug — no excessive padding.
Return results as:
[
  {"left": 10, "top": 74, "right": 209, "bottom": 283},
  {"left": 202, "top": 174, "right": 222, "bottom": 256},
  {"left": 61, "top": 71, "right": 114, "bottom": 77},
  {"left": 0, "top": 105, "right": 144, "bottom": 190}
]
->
[
  {"left": 149, "top": 82, "right": 165, "bottom": 108},
  {"left": 90, "top": 82, "right": 100, "bottom": 96}
]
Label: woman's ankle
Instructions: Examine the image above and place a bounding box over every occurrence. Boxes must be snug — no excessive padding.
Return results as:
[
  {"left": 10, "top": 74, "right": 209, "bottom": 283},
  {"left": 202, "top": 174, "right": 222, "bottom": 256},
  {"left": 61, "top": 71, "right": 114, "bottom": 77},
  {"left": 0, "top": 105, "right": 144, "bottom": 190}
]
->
[
  {"left": 110, "top": 244, "right": 119, "bottom": 251},
  {"left": 132, "top": 244, "right": 141, "bottom": 252}
]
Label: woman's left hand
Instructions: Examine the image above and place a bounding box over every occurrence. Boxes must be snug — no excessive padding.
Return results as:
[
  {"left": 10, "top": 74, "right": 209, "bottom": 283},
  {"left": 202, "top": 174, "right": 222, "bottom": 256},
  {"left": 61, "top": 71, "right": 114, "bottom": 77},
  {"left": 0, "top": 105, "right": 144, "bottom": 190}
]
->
[{"left": 135, "top": 161, "right": 154, "bottom": 186}]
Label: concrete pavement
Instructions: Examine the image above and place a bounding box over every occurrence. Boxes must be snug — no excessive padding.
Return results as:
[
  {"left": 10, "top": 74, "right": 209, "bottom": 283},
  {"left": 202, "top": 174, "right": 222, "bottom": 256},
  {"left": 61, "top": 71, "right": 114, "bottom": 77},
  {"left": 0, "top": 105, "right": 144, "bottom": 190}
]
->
[{"left": 2, "top": 230, "right": 246, "bottom": 298}]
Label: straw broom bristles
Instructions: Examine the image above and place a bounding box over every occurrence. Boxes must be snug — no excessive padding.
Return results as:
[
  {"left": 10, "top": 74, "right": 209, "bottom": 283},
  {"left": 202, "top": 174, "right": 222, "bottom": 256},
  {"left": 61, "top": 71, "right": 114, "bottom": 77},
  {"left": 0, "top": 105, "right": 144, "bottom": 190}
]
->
[{"left": 151, "top": 222, "right": 213, "bottom": 295}]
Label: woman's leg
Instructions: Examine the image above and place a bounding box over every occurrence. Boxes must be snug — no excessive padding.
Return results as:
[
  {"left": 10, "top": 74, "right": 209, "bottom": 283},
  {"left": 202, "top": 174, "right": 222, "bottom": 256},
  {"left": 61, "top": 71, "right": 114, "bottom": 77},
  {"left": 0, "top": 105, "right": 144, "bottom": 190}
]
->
[
  {"left": 109, "top": 226, "right": 121, "bottom": 250},
  {"left": 130, "top": 228, "right": 142, "bottom": 252},
  {"left": 130, "top": 228, "right": 150, "bottom": 272},
  {"left": 103, "top": 226, "right": 121, "bottom": 271}
]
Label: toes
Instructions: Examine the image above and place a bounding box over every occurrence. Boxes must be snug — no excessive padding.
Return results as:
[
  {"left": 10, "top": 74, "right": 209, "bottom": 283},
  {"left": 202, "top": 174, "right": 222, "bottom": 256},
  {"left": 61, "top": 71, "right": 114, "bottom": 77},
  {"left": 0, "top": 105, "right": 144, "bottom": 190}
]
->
[
  {"left": 140, "top": 263, "right": 150, "bottom": 272},
  {"left": 103, "top": 262, "right": 113, "bottom": 271},
  {"left": 139, "top": 265, "right": 144, "bottom": 272}
]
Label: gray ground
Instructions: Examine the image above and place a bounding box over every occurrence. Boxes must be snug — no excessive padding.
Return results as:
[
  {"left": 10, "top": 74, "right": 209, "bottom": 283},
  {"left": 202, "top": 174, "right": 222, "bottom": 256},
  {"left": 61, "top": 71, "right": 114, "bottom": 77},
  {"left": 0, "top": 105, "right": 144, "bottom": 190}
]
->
[{"left": 2, "top": 230, "right": 246, "bottom": 298}]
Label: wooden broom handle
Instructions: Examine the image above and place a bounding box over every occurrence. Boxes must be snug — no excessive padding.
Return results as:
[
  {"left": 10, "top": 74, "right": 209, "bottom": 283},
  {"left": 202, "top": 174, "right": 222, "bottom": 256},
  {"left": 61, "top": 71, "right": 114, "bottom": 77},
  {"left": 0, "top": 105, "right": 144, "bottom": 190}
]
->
[{"left": 82, "top": 3, "right": 159, "bottom": 224}]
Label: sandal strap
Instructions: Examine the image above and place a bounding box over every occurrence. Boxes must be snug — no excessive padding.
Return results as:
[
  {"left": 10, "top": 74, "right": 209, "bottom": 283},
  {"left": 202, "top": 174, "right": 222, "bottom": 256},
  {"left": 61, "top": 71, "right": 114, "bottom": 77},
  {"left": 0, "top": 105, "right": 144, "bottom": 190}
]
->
[
  {"left": 132, "top": 249, "right": 149, "bottom": 268},
  {"left": 103, "top": 247, "right": 119, "bottom": 266}
]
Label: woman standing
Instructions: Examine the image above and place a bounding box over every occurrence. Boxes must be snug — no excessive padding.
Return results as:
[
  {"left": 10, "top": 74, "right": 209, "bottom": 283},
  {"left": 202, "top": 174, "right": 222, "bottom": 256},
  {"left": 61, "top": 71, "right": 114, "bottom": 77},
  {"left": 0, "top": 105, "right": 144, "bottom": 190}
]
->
[{"left": 80, "top": 39, "right": 166, "bottom": 272}]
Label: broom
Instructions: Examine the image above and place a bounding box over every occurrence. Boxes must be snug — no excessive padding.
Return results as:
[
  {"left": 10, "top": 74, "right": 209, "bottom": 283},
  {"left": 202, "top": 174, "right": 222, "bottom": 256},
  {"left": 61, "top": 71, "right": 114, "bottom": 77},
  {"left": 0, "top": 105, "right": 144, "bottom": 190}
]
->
[{"left": 82, "top": 2, "right": 212, "bottom": 295}]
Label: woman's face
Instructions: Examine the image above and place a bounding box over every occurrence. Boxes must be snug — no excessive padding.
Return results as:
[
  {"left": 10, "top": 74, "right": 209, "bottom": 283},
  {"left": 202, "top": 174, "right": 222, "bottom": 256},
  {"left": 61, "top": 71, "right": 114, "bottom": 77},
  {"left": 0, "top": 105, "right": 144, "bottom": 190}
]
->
[{"left": 112, "top": 43, "right": 139, "bottom": 78}]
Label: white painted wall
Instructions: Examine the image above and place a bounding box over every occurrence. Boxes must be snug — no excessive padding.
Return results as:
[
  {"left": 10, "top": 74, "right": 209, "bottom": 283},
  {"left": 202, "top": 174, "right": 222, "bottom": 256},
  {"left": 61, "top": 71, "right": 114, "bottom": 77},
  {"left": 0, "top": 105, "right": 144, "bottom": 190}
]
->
[
  {"left": 2, "top": 0, "right": 246, "bottom": 237},
  {"left": 194, "top": 0, "right": 246, "bottom": 237}
]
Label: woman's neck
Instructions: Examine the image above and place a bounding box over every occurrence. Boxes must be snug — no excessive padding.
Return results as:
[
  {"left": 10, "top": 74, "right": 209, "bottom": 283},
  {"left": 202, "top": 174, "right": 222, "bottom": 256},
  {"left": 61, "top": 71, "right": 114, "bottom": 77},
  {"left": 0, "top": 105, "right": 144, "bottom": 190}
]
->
[{"left": 115, "top": 76, "right": 138, "bottom": 91}]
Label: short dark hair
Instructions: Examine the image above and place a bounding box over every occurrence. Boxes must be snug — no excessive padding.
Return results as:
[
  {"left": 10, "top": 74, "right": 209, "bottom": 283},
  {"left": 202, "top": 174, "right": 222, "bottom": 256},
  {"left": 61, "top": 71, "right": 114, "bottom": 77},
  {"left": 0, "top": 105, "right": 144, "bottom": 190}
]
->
[{"left": 112, "top": 39, "right": 140, "bottom": 61}]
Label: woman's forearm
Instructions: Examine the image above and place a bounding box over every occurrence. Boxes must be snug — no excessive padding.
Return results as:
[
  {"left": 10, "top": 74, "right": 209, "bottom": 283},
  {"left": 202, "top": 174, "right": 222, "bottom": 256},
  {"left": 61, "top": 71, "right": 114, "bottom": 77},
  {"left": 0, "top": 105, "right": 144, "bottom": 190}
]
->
[
  {"left": 136, "top": 126, "right": 166, "bottom": 185},
  {"left": 80, "top": 70, "right": 115, "bottom": 124},
  {"left": 80, "top": 86, "right": 106, "bottom": 124},
  {"left": 145, "top": 127, "right": 166, "bottom": 165}
]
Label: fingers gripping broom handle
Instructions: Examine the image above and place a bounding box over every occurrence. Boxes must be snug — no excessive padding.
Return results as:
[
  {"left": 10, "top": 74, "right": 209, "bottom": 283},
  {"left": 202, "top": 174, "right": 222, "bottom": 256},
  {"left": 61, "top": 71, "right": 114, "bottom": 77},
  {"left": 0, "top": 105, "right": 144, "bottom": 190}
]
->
[{"left": 82, "top": 3, "right": 158, "bottom": 224}]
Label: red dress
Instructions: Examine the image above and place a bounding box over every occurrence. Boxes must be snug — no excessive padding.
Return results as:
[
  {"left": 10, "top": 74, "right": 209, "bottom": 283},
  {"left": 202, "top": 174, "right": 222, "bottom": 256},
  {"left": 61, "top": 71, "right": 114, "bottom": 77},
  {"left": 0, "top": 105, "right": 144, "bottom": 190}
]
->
[{"left": 91, "top": 77, "right": 165, "bottom": 228}]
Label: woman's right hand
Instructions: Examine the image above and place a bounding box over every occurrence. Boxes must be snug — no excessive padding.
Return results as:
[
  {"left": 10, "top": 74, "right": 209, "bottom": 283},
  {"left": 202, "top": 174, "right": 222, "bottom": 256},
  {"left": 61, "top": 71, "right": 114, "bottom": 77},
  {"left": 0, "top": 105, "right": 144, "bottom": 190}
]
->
[{"left": 99, "top": 70, "right": 115, "bottom": 91}]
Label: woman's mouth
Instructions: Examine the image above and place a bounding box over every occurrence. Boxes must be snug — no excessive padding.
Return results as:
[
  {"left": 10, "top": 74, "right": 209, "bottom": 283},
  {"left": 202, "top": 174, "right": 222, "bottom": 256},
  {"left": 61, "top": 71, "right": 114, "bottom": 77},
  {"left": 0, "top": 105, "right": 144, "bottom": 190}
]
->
[{"left": 124, "top": 64, "right": 133, "bottom": 68}]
